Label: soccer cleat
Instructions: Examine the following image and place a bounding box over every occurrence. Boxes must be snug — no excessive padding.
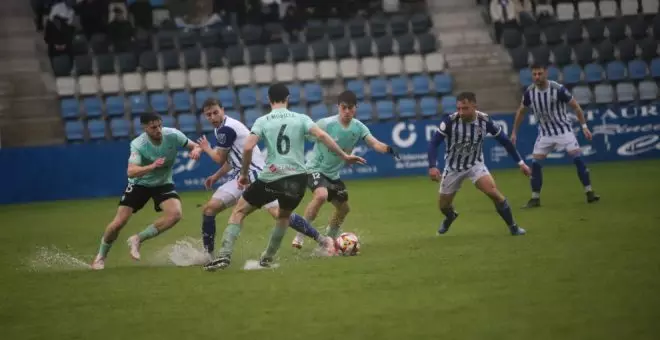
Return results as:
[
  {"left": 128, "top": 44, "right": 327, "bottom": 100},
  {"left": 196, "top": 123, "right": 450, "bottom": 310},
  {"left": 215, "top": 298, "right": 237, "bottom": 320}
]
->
[
  {"left": 523, "top": 198, "right": 541, "bottom": 208},
  {"left": 127, "top": 235, "right": 141, "bottom": 261},
  {"left": 509, "top": 225, "right": 526, "bottom": 236},
  {"left": 586, "top": 191, "right": 600, "bottom": 203},
  {"left": 259, "top": 255, "right": 274, "bottom": 268},
  {"left": 437, "top": 212, "right": 459, "bottom": 235},
  {"left": 320, "top": 236, "right": 338, "bottom": 256},
  {"left": 91, "top": 255, "right": 105, "bottom": 270},
  {"left": 291, "top": 234, "right": 304, "bottom": 249},
  {"left": 203, "top": 255, "right": 231, "bottom": 271}
]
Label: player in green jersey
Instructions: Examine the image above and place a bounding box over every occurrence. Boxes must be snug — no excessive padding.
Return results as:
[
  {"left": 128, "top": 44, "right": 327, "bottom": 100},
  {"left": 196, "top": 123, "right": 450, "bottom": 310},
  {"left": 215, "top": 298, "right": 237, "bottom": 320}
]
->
[
  {"left": 91, "top": 113, "right": 202, "bottom": 270},
  {"left": 204, "top": 84, "right": 366, "bottom": 271},
  {"left": 292, "top": 91, "right": 400, "bottom": 249}
]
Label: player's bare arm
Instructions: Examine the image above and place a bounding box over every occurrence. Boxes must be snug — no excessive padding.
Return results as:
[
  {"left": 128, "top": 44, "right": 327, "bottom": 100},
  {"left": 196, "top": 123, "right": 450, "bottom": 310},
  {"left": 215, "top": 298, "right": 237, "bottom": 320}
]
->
[
  {"left": 568, "top": 98, "right": 593, "bottom": 141},
  {"left": 127, "top": 158, "right": 164, "bottom": 178},
  {"left": 237, "top": 133, "right": 260, "bottom": 188},
  {"left": 309, "top": 126, "right": 366, "bottom": 165},
  {"left": 185, "top": 139, "right": 202, "bottom": 160},
  {"left": 197, "top": 135, "right": 229, "bottom": 165},
  {"left": 511, "top": 103, "right": 527, "bottom": 145},
  {"left": 204, "top": 162, "right": 232, "bottom": 190},
  {"left": 365, "top": 135, "right": 400, "bottom": 159},
  {"left": 427, "top": 131, "right": 444, "bottom": 182}
]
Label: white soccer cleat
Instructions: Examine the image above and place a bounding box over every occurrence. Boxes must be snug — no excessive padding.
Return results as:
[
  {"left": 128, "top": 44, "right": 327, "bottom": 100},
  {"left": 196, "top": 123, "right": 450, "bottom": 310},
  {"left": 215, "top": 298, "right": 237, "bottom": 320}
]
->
[
  {"left": 320, "top": 236, "right": 339, "bottom": 256},
  {"left": 91, "top": 255, "right": 105, "bottom": 270},
  {"left": 292, "top": 233, "right": 305, "bottom": 249},
  {"left": 127, "top": 235, "right": 141, "bottom": 261}
]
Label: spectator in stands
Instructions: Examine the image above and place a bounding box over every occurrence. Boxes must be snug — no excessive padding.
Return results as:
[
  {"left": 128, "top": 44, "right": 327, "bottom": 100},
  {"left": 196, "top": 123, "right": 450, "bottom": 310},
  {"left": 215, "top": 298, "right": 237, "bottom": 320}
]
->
[
  {"left": 74, "top": 0, "right": 110, "bottom": 39},
  {"left": 44, "top": 8, "right": 74, "bottom": 63},
  {"left": 261, "top": 0, "right": 281, "bottom": 23},
  {"left": 129, "top": 0, "right": 154, "bottom": 31},
  {"left": 490, "top": 0, "right": 520, "bottom": 43},
  {"left": 281, "top": 3, "right": 304, "bottom": 39},
  {"left": 107, "top": 6, "right": 134, "bottom": 51}
]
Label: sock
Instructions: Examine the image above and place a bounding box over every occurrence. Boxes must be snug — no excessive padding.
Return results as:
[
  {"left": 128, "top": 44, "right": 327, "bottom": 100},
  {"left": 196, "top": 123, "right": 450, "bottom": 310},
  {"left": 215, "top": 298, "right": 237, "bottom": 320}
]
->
[
  {"left": 326, "top": 225, "right": 342, "bottom": 238},
  {"left": 202, "top": 215, "right": 216, "bottom": 254},
  {"left": 440, "top": 206, "right": 457, "bottom": 219},
  {"left": 263, "top": 226, "right": 287, "bottom": 259},
  {"left": 572, "top": 156, "right": 592, "bottom": 190},
  {"left": 495, "top": 199, "right": 516, "bottom": 227},
  {"left": 289, "top": 213, "right": 322, "bottom": 242},
  {"left": 137, "top": 224, "right": 159, "bottom": 242},
  {"left": 218, "top": 223, "right": 241, "bottom": 258},
  {"left": 531, "top": 160, "right": 543, "bottom": 198},
  {"left": 97, "top": 238, "right": 112, "bottom": 257}
]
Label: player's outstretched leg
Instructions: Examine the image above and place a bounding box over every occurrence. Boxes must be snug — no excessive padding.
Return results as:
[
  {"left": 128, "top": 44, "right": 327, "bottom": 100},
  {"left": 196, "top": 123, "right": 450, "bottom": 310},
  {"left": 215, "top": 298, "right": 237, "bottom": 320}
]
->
[
  {"left": 288, "top": 213, "right": 336, "bottom": 255},
  {"left": 92, "top": 206, "right": 133, "bottom": 270},
  {"left": 261, "top": 209, "right": 294, "bottom": 267},
  {"left": 127, "top": 198, "right": 182, "bottom": 261},
  {"left": 204, "top": 197, "right": 256, "bottom": 271},
  {"left": 524, "top": 158, "right": 544, "bottom": 208},
  {"left": 201, "top": 199, "right": 230, "bottom": 257},
  {"left": 570, "top": 152, "right": 600, "bottom": 204},
  {"left": 437, "top": 194, "right": 459, "bottom": 235},
  {"left": 326, "top": 200, "right": 350, "bottom": 238},
  {"left": 292, "top": 187, "right": 328, "bottom": 249},
  {"left": 475, "top": 175, "right": 526, "bottom": 235}
]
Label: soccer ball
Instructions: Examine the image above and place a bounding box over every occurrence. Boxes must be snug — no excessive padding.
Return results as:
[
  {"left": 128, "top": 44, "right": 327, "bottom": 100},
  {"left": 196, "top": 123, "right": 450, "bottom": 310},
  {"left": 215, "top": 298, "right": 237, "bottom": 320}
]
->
[{"left": 335, "top": 232, "right": 360, "bottom": 256}]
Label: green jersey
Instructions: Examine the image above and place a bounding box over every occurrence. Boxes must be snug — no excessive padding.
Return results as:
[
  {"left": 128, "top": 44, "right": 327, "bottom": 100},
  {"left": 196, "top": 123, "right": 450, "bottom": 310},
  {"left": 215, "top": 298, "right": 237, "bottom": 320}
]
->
[
  {"left": 128, "top": 127, "right": 189, "bottom": 187},
  {"left": 250, "top": 108, "right": 316, "bottom": 182},
  {"left": 306, "top": 115, "right": 371, "bottom": 180}
]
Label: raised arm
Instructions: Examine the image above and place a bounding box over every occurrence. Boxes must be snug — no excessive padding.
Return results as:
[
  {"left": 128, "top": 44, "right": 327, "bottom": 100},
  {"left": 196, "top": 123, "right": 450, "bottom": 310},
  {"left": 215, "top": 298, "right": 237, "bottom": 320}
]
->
[
  {"left": 486, "top": 120, "right": 531, "bottom": 177},
  {"left": 309, "top": 126, "right": 366, "bottom": 165},
  {"left": 365, "top": 135, "right": 400, "bottom": 159}
]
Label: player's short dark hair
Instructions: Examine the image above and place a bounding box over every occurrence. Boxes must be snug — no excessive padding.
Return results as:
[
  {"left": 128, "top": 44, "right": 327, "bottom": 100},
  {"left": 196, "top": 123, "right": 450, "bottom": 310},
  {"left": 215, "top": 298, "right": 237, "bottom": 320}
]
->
[
  {"left": 202, "top": 97, "right": 222, "bottom": 111},
  {"left": 530, "top": 63, "right": 547, "bottom": 70},
  {"left": 267, "top": 83, "right": 289, "bottom": 104},
  {"left": 140, "top": 112, "right": 161, "bottom": 125},
  {"left": 456, "top": 92, "right": 477, "bottom": 103},
  {"left": 337, "top": 91, "right": 357, "bottom": 107}
]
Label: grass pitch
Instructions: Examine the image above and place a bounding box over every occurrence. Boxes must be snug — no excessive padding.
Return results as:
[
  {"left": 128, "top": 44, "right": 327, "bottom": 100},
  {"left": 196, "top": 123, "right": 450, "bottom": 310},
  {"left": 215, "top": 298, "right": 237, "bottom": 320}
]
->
[{"left": 1, "top": 160, "right": 659, "bottom": 339}]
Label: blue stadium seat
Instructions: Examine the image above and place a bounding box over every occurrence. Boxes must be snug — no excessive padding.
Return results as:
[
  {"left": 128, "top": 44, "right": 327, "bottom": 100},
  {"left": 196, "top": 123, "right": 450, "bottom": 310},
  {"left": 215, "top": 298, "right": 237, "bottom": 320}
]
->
[
  {"left": 356, "top": 101, "right": 373, "bottom": 121},
  {"left": 105, "top": 96, "right": 125, "bottom": 117},
  {"left": 310, "top": 103, "right": 329, "bottom": 120},
  {"left": 161, "top": 114, "right": 176, "bottom": 127},
  {"left": 433, "top": 74, "right": 453, "bottom": 95},
  {"left": 258, "top": 85, "right": 270, "bottom": 106},
  {"left": 172, "top": 91, "right": 191, "bottom": 112},
  {"left": 195, "top": 89, "right": 214, "bottom": 109},
  {"left": 129, "top": 94, "right": 148, "bottom": 115},
  {"left": 346, "top": 79, "right": 366, "bottom": 100},
  {"left": 83, "top": 97, "right": 103, "bottom": 118},
  {"left": 584, "top": 63, "right": 604, "bottom": 84},
  {"left": 288, "top": 106, "right": 305, "bottom": 115},
  {"left": 244, "top": 108, "right": 261, "bottom": 127},
  {"left": 390, "top": 76, "right": 408, "bottom": 98},
  {"left": 651, "top": 58, "right": 660, "bottom": 79},
  {"left": 238, "top": 87, "right": 257, "bottom": 108},
  {"left": 628, "top": 60, "right": 647, "bottom": 80},
  {"left": 200, "top": 116, "right": 214, "bottom": 133},
  {"left": 562, "top": 64, "right": 582, "bottom": 85},
  {"left": 420, "top": 96, "right": 439, "bottom": 117},
  {"left": 87, "top": 120, "right": 106, "bottom": 140},
  {"left": 519, "top": 68, "right": 533, "bottom": 87},
  {"left": 375, "top": 100, "right": 395, "bottom": 120},
  {"left": 547, "top": 65, "right": 560, "bottom": 82},
  {"left": 60, "top": 98, "right": 79, "bottom": 119},
  {"left": 303, "top": 83, "right": 323, "bottom": 104},
  {"left": 606, "top": 61, "right": 626, "bottom": 82},
  {"left": 225, "top": 110, "right": 241, "bottom": 121},
  {"left": 397, "top": 98, "right": 416, "bottom": 119},
  {"left": 412, "top": 75, "right": 431, "bottom": 96},
  {"left": 149, "top": 93, "right": 169, "bottom": 113},
  {"left": 65, "top": 121, "right": 85, "bottom": 141},
  {"left": 110, "top": 118, "right": 130, "bottom": 138},
  {"left": 369, "top": 78, "right": 388, "bottom": 100},
  {"left": 288, "top": 84, "right": 301, "bottom": 105},
  {"left": 177, "top": 113, "right": 198, "bottom": 134},
  {"left": 216, "top": 88, "right": 236, "bottom": 110},
  {"left": 441, "top": 96, "right": 457, "bottom": 114}
]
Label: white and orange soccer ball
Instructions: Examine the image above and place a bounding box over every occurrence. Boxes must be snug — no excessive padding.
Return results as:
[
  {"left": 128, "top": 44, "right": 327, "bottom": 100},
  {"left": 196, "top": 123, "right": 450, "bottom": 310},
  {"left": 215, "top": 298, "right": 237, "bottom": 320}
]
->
[{"left": 334, "top": 232, "right": 361, "bottom": 256}]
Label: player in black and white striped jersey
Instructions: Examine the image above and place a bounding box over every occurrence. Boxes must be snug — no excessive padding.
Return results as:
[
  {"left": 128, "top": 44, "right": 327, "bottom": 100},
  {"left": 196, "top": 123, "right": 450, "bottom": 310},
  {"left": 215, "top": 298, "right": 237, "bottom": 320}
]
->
[
  {"left": 511, "top": 64, "right": 600, "bottom": 208},
  {"left": 427, "top": 92, "right": 531, "bottom": 236}
]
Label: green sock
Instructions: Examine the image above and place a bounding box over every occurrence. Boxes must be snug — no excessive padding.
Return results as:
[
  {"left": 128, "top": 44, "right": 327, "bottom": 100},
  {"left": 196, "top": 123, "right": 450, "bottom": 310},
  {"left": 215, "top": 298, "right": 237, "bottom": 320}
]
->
[
  {"left": 326, "top": 225, "right": 342, "bottom": 238},
  {"left": 218, "top": 224, "right": 242, "bottom": 258},
  {"left": 263, "top": 226, "right": 287, "bottom": 259},
  {"left": 98, "top": 238, "right": 112, "bottom": 257},
  {"left": 137, "top": 225, "right": 159, "bottom": 242}
]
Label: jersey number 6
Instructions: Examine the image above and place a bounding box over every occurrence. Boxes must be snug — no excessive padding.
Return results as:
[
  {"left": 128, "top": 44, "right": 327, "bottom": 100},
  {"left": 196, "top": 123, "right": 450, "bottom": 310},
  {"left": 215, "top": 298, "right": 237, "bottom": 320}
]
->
[{"left": 277, "top": 124, "right": 290, "bottom": 155}]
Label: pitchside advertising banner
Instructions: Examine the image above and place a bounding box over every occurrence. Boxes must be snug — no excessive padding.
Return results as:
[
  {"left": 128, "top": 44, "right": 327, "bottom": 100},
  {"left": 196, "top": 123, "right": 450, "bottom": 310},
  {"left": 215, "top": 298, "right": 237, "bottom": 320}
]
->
[{"left": 0, "top": 102, "right": 658, "bottom": 204}]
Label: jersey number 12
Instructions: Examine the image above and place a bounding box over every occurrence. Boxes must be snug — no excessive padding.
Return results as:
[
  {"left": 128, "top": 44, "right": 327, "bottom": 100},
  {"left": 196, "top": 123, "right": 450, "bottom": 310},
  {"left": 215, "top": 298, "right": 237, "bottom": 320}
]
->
[{"left": 277, "top": 124, "right": 290, "bottom": 155}]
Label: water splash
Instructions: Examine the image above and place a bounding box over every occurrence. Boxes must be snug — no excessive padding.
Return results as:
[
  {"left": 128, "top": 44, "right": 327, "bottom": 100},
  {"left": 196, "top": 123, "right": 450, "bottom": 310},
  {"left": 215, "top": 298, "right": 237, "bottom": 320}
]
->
[
  {"left": 150, "top": 237, "right": 210, "bottom": 267},
  {"left": 26, "top": 245, "right": 91, "bottom": 272}
]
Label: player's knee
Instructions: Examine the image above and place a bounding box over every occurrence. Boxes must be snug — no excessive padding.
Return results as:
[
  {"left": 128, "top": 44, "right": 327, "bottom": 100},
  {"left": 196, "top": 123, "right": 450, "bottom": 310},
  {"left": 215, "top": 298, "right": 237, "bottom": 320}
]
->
[
  {"left": 339, "top": 202, "right": 350, "bottom": 215},
  {"left": 278, "top": 209, "right": 293, "bottom": 219},
  {"left": 166, "top": 209, "right": 183, "bottom": 224},
  {"left": 203, "top": 201, "right": 224, "bottom": 216},
  {"left": 313, "top": 190, "right": 329, "bottom": 203}
]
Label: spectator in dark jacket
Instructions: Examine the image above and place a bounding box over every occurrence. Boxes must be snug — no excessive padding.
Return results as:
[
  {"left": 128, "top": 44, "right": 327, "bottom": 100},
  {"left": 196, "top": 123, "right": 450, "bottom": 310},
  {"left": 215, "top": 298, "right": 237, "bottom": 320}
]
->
[
  {"left": 129, "top": 0, "right": 154, "bottom": 31},
  {"left": 107, "top": 7, "right": 134, "bottom": 51},
  {"left": 44, "top": 13, "right": 75, "bottom": 61},
  {"left": 281, "top": 4, "right": 303, "bottom": 38},
  {"left": 74, "top": 0, "right": 110, "bottom": 39}
]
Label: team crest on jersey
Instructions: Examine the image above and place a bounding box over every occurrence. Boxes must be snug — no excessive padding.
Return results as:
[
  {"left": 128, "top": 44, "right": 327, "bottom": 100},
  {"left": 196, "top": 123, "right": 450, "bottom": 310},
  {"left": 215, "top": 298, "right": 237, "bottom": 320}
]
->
[
  {"left": 217, "top": 133, "right": 227, "bottom": 145},
  {"left": 269, "top": 164, "right": 278, "bottom": 173}
]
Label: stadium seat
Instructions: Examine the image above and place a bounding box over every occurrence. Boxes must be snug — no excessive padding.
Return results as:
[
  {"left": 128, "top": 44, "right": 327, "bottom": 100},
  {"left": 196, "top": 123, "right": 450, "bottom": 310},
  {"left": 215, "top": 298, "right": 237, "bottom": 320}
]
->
[
  {"left": 339, "top": 58, "right": 360, "bottom": 79},
  {"left": 286, "top": 84, "right": 301, "bottom": 105},
  {"left": 617, "top": 39, "right": 637, "bottom": 62},
  {"left": 289, "top": 106, "right": 305, "bottom": 115},
  {"left": 417, "top": 33, "right": 437, "bottom": 54},
  {"left": 305, "top": 20, "right": 325, "bottom": 42},
  {"left": 424, "top": 52, "right": 445, "bottom": 74},
  {"left": 396, "top": 34, "right": 416, "bottom": 55},
  {"left": 65, "top": 120, "right": 85, "bottom": 141},
  {"left": 356, "top": 101, "right": 373, "bottom": 121},
  {"left": 188, "top": 69, "right": 208, "bottom": 89},
  {"left": 177, "top": 114, "right": 198, "bottom": 134},
  {"left": 105, "top": 96, "right": 125, "bottom": 117},
  {"left": 242, "top": 24, "right": 263, "bottom": 46},
  {"left": 52, "top": 55, "right": 73, "bottom": 77},
  {"left": 244, "top": 108, "right": 261, "bottom": 127},
  {"left": 531, "top": 45, "right": 550, "bottom": 66},
  {"left": 584, "top": 63, "right": 604, "bottom": 84},
  {"left": 96, "top": 54, "right": 115, "bottom": 75},
  {"left": 122, "top": 73, "right": 143, "bottom": 93},
  {"left": 195, "top": 89, "right": 214, "bottom": 109},
  {"left": 333, "top": 39, "right": 352, "bottom": 60},
  {"left": 562, "top": 64, "right": 582, "bottom": 86},
  {"left": 390, "top": 14, "right": 409, "bottom": 36},
  {"left": 412, "top": 75, "right": 431, "bottom": 96},
  {"left": 296, "top": 62, "right": 317, "bottom": 82},
  {"left": 585, "top": 20, "right": 605, "bottom": 43},
  {"left": 226, "top": 46, "right": 245, "bottom": 66},
  {"left": 237, "top": 87, "right": 257, "bottom": 108},
  {"left": 638, "top": 80, "right": 659, "bottom": 101},
  {"left": 60, "top": 98, "right": 80, "bottom": 119},
  {"left": 509, "top": 46, "right": 530, "bottom": 70},
  {"left": 129, "top": 94, "right": 148, "bottom": 115},
  {"left": 56, "top": 77, "right": 76, "bottom": 97},
  {"left": 144, "top": 72, "right": 165, "bottom": 91},
  {"left": 348, "top": 16, "right": 366, "bottom": 38},
  {"left": 523, "top": 26, "right": 541, "bottom": 47},
  {"left": 172, "top": 91, "right": 191, "bottom": 112},
  {"left": 258, "top": 85, "right": 270, "bottom": 106},
  {"left": 291, "top": 42, "right": 310, "bottom": 62},
  {"left": 78, "top": 76, "right": 99, "bottom": 96},
  {"left": 139, "top": 51, "right": 158, "bottom": 71},
  {"left": 183, "top": 48, "right": 202, "bottom": 69},
  {"left": 166, "top": 70, "right": 186, "bottom": 90},
  {"left": 150, "top": 93, "right": 169, "bottom": 113},
  {"left": 361, "top": 57, "right": 381, "bottom": 78},
  {"left": 303, "top": 83, "right": 323, "bottom": 104},
  {"left": 83, "top": 97, "right": 103, "bottom": 118},
  {"left": 346, "top": 79, "right": 366, "bottom": 100},
  {"left": 318, "top": 60, "right": 338, "bottom": 81},
  {"left": 269, "top": 43, "right": 290, "bottom": 64},
  {"left": 369, "top": 15, "right": 387, "bottom": 38},
  {"left": 629, "top": 17, "right": 648, "bottom": 40},
  {"left": 390, "top": 76, "right": 409, "bottom": 98},
  {"left": 411, "top": 12, "right": 432, "bottom": 34},
  {"left": 441, "top": 96, "right": 457, "bottom": 114},
  {"left": 274, "top": 63, "right": 295, "bottom": 83},
  {"left": 420, "top": 96, "right": 439, "bottom": 117},
  {"left": 616, "top": 82, "right": 637, "bottom": 103},
  {"left": 606, "top": 61, "right": 626, "bottom": 82},
  {"left": 216, "top": 88, "right": 236, "bottom": 110},
  {"left": 397, "top": 98, "right": 417, "bottom": 119},
  {"left": 519, "top": 68, "right": 532, "bottom": 87},
  {"left": 206, "top": 48, "right": 224, "bottom": 68},
  {"left": 161, "top": 114, "right": 176, "bottom": 128},
  {"left": 433, "top": 74, "right": 453, "bottom": 95},
  {"left": 375, "top": 100, "right": 395, "bottom": 120},
  {"left": 375, "top": 36, "right": 394, "bottom": 56},
  {"left": 87, "top": 120, "right": 107, "bottom": 140},
  {"left": 628, "top": 60, "right": 648, "bottom": 80},
  {"left": 312, "top": 40, "right": 331, "bottom": 60},
  {"left": 547, "top": 65, "right": 560, "bottom": 81},
  {"left": 597, "top": 40, "right": 616, "bottom": 64},
  {"left": 231, "top": 66, "right": 252, "bottom": 87},
  {"left": 327, "top": 18, "right": 346, "bottom": 39},
  {"left": 200, "top": 116, "right": 214, "bottom": 133},
  {"left": 310, "top": 103, "right": 329, "bottom": 120},
  {"left": 382, "top": 56, "right": 403, "bottom": 77},
  {"left": 74, "top": 55, "right": 93, "bottom": 75},
  {"left": 553, "top": 44, "right": 572, "bottom": 67},
  {"left": 572, "top": 85, "right": 593, "bottom": 105},
  {"left": 355, "top": 37, "right": 374, "bottom": 58},
  {"left": 369, "top": 78, "right": 388, "bottom": 100},
  {"left": 248, "top": 45, "right": 267, "bottom": 65},
  {"left": 110, "top": 118, "right": 130, "bottom": 139},
  {"left": 593, "top": 84, "right": 613, "bottom": 104},
  {"left": 565, "top": 20, "right": 584, "bottom": 45},
  {"left": 100, "top": 74, "right": 120, "bottom": 93},
  {"left": 403, "top": 55, "right": 424, "bottom": 75},
  {"left": 599, "top": 0, "right": 617, "bottom": 18}
]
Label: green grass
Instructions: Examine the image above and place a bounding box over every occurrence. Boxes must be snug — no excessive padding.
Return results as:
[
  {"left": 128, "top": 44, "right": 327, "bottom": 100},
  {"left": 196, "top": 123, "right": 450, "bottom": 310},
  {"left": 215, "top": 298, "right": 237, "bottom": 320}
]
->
[{"left": 2, "top": 160, "right": 660, "bottom": 339}]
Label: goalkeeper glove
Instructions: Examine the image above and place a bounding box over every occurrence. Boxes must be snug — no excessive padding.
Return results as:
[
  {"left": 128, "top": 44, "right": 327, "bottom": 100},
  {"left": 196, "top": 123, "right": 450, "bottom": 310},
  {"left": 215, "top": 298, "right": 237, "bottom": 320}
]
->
[{"left": 387, "top": 145, "right": 400, "bottom": 160}]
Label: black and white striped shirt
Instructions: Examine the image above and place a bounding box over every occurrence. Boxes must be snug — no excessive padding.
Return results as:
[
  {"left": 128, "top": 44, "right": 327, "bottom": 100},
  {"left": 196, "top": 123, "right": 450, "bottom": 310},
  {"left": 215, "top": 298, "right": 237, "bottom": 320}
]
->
[{"left": 522, "top": 81, "right": 574, "bottom": 137}]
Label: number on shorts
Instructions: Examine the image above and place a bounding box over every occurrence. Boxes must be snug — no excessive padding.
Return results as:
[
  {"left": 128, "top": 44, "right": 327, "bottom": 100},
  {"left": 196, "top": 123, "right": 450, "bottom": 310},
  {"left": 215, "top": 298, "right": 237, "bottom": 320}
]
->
[
  {"left": 277, "top": 124, "right": 290, "bottom": 155},
  {"left": 312, "top": 172, "right": 321, "bottom": 180},
  {"left": 125, "top": 184, "right": 134, "bottom": 193}
]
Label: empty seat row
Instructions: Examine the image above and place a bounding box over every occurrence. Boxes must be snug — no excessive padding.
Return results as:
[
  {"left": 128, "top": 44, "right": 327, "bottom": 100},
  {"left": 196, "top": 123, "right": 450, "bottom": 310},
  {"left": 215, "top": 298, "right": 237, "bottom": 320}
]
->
[
  {"left": 571, "top": 82, "right": 659, "bottom": 105},
  {"left": 537, "top": 0, "right": 659, "bottom": 21},
  {"left": 519, "top": 58, "right": 660, "bottom": 86}
]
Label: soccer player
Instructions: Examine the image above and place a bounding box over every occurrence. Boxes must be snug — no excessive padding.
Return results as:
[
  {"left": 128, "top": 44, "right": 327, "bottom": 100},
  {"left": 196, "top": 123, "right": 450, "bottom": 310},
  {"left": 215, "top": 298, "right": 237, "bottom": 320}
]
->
[
  {"left": 91, "top": 113, "right": 202, "bottom": 270},
  {"left": 427, "top": 92, "right": 530, "bottom": 236},
  {"left": 196, "top": 98, "right": 336, "bottom": 259},
  {"left": 203, "top": 84, "right": 366, "bottom": 271},
  {"left": 291, "top": 91, "right": 400, "bottom": 249},
  {"left": 511, "top": 64, "right": 600, "bottom": 208}
]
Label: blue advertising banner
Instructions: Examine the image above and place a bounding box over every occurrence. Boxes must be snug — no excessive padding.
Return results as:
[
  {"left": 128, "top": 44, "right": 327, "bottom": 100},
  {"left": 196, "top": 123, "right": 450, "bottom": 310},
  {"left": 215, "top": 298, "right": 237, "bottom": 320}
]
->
[{"left": 0, "top": 102, "right": 658, "bottom": 204}]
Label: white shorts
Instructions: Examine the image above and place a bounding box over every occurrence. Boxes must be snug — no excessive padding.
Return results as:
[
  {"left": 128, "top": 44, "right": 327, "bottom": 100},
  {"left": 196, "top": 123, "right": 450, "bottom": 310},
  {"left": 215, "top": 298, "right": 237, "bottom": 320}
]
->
[
  {"left": 533, "top": 132, "right": 580, "bottom": 155},
  {"left": 211, "top": 177, "right": 279, "bottom": 209},
  {"left": 439, "top": 164, "right": 491, "bottom": 195}
]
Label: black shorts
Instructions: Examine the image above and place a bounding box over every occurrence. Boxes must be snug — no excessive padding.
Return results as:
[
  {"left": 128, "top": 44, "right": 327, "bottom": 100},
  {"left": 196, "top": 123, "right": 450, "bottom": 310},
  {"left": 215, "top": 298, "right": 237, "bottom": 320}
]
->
[
  {"left": 307, "top": 172, "right": 348, "bottom": 203},
  {"left": 242, "top": 174, "right": 307, "bottom": 211},
  {"left": 118, "top": 183, "right": 180, "bottom": 213}
]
